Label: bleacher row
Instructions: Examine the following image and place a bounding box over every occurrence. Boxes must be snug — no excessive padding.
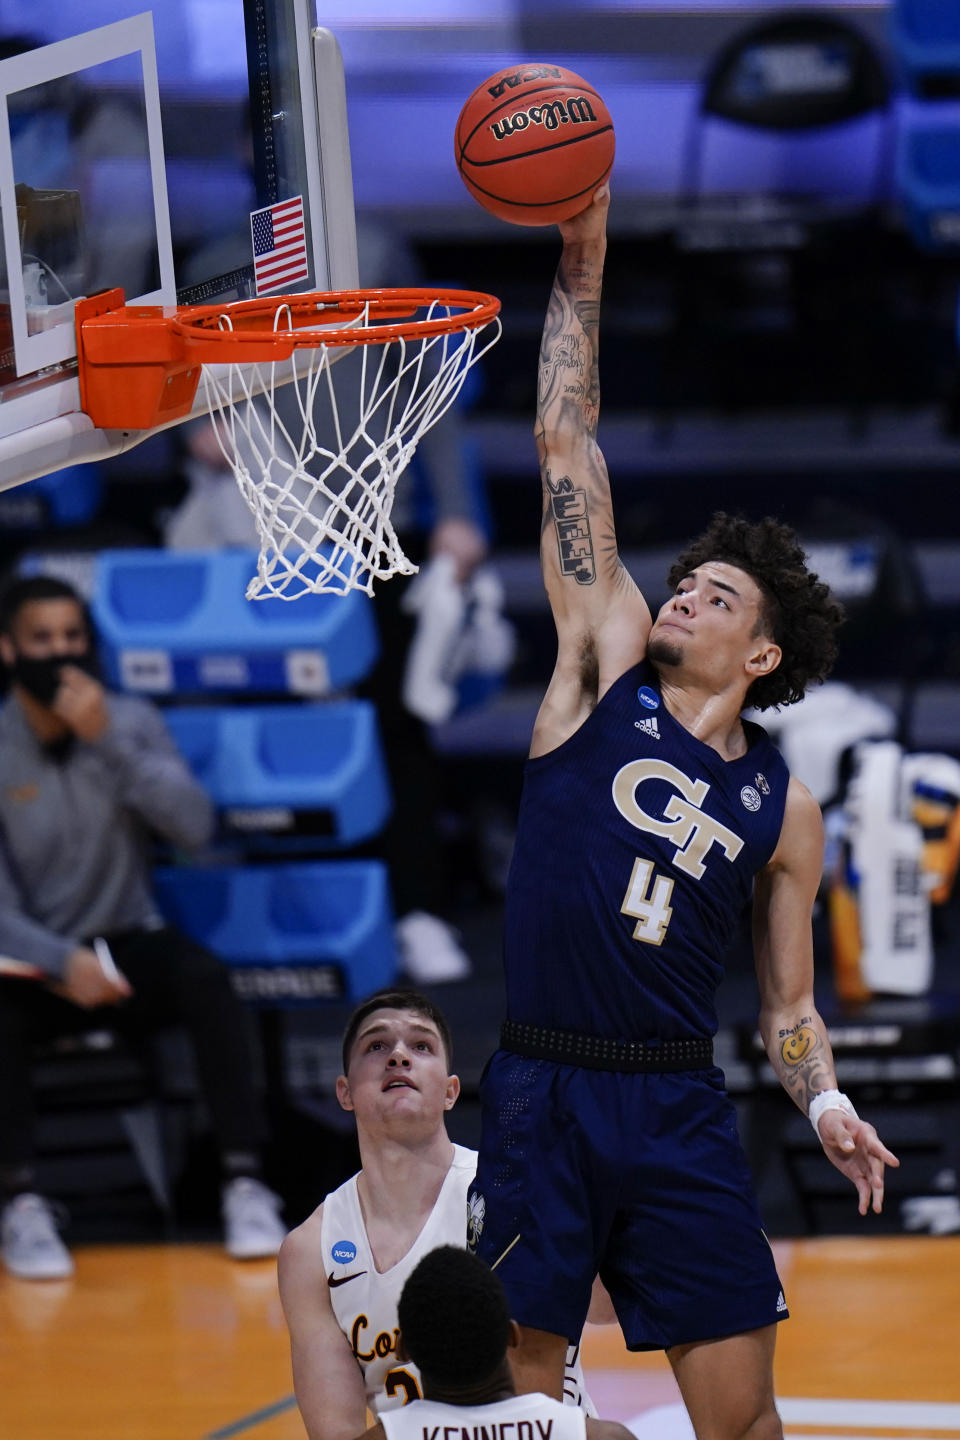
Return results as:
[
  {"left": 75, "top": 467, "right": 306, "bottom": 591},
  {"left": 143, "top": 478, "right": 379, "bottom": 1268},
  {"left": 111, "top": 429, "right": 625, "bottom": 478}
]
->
[{"left": 56, "top": 548, "right": 398, "bottom": 1006}]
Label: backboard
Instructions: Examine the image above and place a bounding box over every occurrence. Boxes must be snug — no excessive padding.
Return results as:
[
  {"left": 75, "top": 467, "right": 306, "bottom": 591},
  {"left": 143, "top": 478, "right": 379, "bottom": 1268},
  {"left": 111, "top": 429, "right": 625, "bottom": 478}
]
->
[{"left": 0, "top": 1, "right": 358, "bottom": 490}]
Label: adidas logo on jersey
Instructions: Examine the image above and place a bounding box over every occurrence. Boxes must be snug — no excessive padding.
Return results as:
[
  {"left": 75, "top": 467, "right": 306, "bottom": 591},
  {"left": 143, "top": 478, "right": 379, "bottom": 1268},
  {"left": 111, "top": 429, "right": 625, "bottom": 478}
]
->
[{"left": 634, "top": 716, "right": 661, "bottom": 741}]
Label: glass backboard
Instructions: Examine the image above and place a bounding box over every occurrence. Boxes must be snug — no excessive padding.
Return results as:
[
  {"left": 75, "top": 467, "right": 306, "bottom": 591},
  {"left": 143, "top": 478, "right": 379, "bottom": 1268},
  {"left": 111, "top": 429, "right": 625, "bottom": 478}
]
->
[{"left": 0, "top": 0, "right": 358, "bottom": 489}]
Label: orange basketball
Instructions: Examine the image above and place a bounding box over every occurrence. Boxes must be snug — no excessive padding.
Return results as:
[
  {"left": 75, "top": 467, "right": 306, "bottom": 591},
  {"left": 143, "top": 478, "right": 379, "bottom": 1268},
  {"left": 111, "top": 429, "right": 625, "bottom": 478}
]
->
[{"left": 455, "top": 63, "right": 615, "bottom": 226}]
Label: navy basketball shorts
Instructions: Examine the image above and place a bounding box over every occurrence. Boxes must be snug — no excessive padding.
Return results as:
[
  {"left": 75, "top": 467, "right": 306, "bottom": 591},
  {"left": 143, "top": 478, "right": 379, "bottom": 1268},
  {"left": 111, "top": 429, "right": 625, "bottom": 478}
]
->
[{"left": 468, "top": 1049, "right": 788, "bottom": 1351}]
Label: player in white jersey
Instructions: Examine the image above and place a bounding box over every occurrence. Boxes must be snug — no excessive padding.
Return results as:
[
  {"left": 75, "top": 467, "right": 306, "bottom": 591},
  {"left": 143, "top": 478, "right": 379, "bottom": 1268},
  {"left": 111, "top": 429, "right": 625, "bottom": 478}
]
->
[
  {"left": 278, "top": 990, "right": 596, "bottom": 1440},
  {"left": 354, "top": 1245, "right": 632, "bottom": 1440},
  {"left": 321, "top": 1140, "right": 478, "bottom": 1408}
]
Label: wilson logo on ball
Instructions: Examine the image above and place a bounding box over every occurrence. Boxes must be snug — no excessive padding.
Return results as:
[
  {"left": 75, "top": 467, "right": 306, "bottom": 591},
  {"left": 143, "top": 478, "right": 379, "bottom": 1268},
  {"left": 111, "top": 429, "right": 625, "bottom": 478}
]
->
[
  {"left": 456, "top": 61, "right": 615, "bottom": 227},
  {"left": 491, "top": 96, "right": 598, "bottom": 142}
]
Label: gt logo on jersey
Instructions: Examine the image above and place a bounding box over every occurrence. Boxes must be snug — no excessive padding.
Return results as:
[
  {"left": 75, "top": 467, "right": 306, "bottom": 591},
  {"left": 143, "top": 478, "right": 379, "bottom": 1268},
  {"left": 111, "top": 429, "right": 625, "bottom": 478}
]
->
[{"left": 612, "top": 758, "right": 743, "bottom": 879}]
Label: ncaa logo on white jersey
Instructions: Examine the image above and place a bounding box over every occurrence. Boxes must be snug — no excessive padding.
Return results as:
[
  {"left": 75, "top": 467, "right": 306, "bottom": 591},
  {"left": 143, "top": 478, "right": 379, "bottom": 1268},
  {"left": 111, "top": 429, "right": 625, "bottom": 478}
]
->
[{"left": 612, "top": 758, "right": 743, "bottom": 879}]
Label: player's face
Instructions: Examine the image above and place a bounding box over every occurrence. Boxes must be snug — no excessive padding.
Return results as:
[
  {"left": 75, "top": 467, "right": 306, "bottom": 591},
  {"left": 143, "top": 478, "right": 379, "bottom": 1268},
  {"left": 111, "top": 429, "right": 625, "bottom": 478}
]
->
[
  {"left": 647, "top": 562, "right": 780, "bottom": 692},
  {"left": 337, "top": 1008, "right": 459, "bottom": 1127}
]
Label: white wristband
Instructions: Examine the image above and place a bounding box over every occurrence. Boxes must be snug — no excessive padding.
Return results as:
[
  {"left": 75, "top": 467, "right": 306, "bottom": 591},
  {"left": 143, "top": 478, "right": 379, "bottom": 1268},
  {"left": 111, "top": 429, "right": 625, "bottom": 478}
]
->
[{"left": 808, "top": 1089, "right": 858, "bottom": 1138}]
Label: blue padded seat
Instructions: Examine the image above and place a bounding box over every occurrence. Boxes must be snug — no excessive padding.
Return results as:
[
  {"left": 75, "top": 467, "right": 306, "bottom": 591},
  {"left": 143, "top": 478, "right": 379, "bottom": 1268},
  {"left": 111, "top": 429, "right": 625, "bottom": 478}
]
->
[
  {"left": 685, "top": 13, "right": 891, "bottom": 208},
  {"left": 897, "top": 120, "right": 960, "bottom": 250},
  {"left": 153, "top": 861, "right": 396, "bottom": 1005},
  {"left": 92, "top": 550, "right": 378, "bottom": 696},
  {"left": 891, "top": 1, "right": 960, "bottom": 96},
  {"left": 163, "top": 702, "right": 391, "bottom": 847},
  {"left": 0, "top": 464, "right": 104, "bottom": 531}
]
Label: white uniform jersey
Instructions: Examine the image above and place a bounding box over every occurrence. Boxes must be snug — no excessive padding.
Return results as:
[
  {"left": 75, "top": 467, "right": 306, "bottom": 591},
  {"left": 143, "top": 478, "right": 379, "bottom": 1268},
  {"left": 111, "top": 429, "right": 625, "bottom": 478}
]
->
[
  {"left": 381, "top": 1392, "right": 587, "bottom": 1440},
  {"left": 320, "top": 1145, "right": 596, "bottom": 1417}
]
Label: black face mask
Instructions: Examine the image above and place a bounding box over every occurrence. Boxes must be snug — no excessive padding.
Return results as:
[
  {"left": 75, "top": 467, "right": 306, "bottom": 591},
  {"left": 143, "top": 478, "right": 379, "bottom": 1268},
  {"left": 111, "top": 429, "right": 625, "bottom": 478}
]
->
[{"left": 10, "top": 649, "right": 100, "bottom": 707}]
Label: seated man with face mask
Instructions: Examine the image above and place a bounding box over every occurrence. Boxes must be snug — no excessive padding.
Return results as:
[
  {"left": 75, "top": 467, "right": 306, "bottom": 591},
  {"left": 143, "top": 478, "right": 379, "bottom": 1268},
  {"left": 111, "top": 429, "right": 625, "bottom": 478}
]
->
[{"left": 0, "top": 575, "right": 285, "bottom": 1279}]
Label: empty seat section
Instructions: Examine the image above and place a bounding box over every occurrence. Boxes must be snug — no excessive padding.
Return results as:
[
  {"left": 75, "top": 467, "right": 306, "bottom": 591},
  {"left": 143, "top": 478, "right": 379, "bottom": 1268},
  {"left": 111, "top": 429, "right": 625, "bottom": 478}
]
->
[
  {"left": 92, "top": 550, "right": 378, "bottom": 696},
  {"left": 153, "top": 862, "right": 397, "bottom": 1004},
  {"left": 163, "top": 702, "right": 391, "bottom": 847},
  {"left": 897, "top": 119, "right": 960, "bottom": 250},
  {"left": 891, "top": 0, "right": 960, "bottom": 96}
]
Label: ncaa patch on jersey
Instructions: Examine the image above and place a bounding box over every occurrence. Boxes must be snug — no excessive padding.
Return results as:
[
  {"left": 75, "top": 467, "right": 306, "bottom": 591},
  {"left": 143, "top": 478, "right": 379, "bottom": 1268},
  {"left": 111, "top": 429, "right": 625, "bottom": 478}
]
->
[
  {"left": 331, "top": 1239, "right": 357, "bottom": 1264},
  {"left": 741, "top": 785, "right": 762, "bottom": 812},
  {"left": 637, "top": 686, "right": 660, "bottom": 711}
]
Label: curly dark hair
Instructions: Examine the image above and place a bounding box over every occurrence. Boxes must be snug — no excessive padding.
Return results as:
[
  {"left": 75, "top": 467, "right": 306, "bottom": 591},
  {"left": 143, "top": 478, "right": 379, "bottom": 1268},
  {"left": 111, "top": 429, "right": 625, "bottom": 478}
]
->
[
  {"left": 665, "top": 512, "right": 844, "bottom": 711},
  {"left": 398, "top": 1246, "right": 511, "bottom": 1388}
]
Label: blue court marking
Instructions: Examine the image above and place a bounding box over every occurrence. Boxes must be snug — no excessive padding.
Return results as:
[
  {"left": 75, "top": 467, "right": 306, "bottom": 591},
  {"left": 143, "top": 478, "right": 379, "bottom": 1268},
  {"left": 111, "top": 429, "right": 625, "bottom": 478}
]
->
[{"left": 204, "top": 1394, "right": 297, "bottom": 1438}]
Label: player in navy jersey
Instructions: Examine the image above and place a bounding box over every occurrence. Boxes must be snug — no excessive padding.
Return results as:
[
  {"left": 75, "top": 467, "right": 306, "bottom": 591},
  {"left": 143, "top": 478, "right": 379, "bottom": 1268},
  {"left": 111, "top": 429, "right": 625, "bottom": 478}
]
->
[{"left": 468, "top": 185, "right": 899, "bottom": 1440}]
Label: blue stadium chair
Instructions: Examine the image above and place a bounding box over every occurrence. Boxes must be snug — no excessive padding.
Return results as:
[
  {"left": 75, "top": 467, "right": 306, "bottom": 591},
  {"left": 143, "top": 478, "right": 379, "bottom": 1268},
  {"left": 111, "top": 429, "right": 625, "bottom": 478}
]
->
[
  {"left": 684, "top": 13, "right": 892, "bottom": 210},
  {"left": 0, "top": 463, "right": 103, "bottom": 531},
  {"left": 897, "top": 118, "right": 960, "bottom": 250},
  {"left": 91, "top": 549, "right": 378, "bottom": 696},
  {"left": 891, "top": 0, "right": 960, "bottom": 98},
  {"left": 163, "top": 701, "right": 391, "bottom": 848},
  {"left": 153, "top": 861, "right": 397, "bottom": 1005}
]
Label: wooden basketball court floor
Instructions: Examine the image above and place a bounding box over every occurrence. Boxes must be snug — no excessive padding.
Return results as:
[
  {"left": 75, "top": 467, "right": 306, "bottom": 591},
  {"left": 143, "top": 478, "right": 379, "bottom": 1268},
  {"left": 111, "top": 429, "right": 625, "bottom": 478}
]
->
[{"left": 1, "top": 1236, "right": 957, "bottom": 1440}]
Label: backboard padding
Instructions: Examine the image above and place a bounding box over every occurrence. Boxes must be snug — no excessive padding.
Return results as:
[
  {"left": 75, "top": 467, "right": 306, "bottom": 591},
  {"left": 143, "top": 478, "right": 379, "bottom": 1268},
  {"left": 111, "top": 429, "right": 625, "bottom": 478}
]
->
[{"left": 0, "top": 4, "right": 358, "bottom": 489}]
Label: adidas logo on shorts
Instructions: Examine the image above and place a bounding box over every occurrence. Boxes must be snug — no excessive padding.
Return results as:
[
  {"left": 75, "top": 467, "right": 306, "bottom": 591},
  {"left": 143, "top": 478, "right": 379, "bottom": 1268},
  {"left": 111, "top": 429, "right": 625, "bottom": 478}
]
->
[
  {"left": 776, "top": 1290, "right": 787, "bottom": 1314},
  {"left": 634, "top": 716, "right": 661, "bottom": 741}
]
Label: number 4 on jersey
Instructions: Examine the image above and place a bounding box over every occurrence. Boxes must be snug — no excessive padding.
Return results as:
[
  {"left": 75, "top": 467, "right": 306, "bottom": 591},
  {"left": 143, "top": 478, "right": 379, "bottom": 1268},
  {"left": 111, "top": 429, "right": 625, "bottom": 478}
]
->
[{"left": 621, "top": 857, "right": 675, "bottom": 945}]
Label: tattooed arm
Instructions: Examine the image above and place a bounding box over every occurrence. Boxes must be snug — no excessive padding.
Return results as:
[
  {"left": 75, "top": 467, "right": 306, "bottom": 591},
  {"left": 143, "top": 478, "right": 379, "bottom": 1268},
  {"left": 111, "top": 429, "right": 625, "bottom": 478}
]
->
[
  {"left": 753, "top": 778, "right": 899, "bottom": 1215},
  {"left": 531, "top": 186, "right": 651, "bottom": 758}
]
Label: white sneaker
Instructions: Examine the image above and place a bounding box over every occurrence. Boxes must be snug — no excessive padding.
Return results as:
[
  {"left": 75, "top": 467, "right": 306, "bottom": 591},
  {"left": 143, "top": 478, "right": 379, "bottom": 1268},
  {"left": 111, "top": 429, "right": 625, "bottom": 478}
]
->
[
  {"left": 1, "top": 1194, "right": 74, "bottom": 1280},
  {"left": 222, "top": 1177, "right": 286, "bottom": 1259},
  {"left": 901, "top": 1195, "right": 960, "bottom": 1235},
  {"left": 394, "top": 910, "right": 472, "bottom": 984}
]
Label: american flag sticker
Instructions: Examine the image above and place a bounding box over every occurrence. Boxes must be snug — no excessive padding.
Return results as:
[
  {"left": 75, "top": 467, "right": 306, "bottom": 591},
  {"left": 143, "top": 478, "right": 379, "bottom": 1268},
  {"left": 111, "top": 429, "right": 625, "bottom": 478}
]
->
[{"left": 250, "top": 195, "right": 309, "bottom": 295}]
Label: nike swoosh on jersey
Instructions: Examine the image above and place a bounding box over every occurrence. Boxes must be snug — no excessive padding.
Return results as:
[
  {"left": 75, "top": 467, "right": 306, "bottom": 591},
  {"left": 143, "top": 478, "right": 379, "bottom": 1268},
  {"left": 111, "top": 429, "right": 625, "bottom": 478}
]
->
[{"left": 327, "top": 1270, "right": 368, "bottom": 1287}]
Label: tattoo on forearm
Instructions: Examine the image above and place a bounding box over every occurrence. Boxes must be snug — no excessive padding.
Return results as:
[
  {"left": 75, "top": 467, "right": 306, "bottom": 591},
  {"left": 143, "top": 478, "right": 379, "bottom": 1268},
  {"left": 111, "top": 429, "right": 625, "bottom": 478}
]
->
[
  {"left": 574, "top": 299, "right": 601, "bottom": 417},
  {"left": 544, "top": 471, "right": 596, "bottom": 585},
  {"left": 598, "top": 527, "right": 629, "bottom": 588},
  {"left": 555, "top": 332, "right": 586, "bottom": 377},
  {"left": 775, "top": 1016, "right": 835, "bottom": 1111},
  {"left": 778, "top": 1019, "right": 819, "bottom": 1066},
  {"left": 537, "top": 265, "right": 602, "bottom": 441}
]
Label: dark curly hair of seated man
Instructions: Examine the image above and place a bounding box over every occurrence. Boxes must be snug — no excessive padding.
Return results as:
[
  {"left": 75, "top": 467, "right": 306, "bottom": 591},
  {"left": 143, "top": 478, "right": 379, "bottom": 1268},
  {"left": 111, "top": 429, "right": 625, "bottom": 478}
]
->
[
  {"left": 666, "top": 511, "right": 844, "bottom": 711},
  {"left": 397, "top": 1245, "right": 511, "bottom": 1388}
]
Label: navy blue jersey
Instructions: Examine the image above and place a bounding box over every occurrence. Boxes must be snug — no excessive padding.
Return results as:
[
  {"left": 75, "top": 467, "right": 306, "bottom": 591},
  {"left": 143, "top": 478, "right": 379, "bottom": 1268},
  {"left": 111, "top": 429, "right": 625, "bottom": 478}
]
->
[{"left": 504, "top": 660, "right": 789, "bottom": 1040}]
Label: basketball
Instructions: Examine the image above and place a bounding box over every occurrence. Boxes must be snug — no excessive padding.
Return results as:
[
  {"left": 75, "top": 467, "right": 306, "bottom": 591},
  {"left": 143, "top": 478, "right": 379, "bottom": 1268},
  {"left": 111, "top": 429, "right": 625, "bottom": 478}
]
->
[{"left": 455, "top": 63, "right": 615, "bottom": 226}]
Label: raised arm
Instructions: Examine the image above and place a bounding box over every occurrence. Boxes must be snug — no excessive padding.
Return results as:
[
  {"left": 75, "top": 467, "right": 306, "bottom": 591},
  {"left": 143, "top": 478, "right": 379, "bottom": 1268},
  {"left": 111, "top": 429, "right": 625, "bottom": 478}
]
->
[
  {"left": 532, "top": 187, "right": 650, "bottom": 757},
  {"left": 753, "top": 778, "right": 899, "bottom": 1215},
  {"left": 278, "top": 1213, "right": 368, "bottom": 1440}
]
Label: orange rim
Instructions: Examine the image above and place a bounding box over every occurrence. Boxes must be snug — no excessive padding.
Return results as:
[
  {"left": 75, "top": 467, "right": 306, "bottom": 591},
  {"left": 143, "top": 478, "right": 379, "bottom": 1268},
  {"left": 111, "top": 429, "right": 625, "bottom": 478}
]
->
[
  {"left": 172, "top": 286, "right": 501, "bottom": 352},
  {"left": 75, "top": 285, "right": 501, "bottom": 432}
]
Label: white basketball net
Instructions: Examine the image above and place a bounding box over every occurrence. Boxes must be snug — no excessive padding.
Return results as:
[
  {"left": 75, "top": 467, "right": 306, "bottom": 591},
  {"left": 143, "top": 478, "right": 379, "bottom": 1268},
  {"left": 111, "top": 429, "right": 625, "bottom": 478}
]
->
[{"left": 199, "top": 297, "right": 501, "bottom": 599}]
